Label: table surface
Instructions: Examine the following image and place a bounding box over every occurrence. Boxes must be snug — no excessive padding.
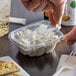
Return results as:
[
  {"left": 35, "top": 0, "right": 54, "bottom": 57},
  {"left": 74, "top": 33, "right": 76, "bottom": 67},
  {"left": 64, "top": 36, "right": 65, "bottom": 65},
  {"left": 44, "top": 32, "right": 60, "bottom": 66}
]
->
[
  {"left": 0, "top": 23, "right": 74, "bottom": 76},
  {"left": 0, "top": 0, "right": 75, "bottom": 76}
]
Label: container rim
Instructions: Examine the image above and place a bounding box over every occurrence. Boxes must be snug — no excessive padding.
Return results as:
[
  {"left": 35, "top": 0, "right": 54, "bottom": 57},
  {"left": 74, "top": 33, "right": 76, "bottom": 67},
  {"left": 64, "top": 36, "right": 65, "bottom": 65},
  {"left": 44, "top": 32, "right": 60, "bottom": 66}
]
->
[{"left": 8, "top": 20, "right": 64, "bottom": 48}]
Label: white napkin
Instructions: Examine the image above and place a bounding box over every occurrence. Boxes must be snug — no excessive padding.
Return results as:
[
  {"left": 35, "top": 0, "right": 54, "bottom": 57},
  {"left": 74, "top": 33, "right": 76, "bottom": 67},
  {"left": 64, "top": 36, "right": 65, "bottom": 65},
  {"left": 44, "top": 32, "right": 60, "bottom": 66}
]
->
[
  {"left": 56, "top": 55, "right": 76, "bottom": 76},
  {"left": 58, "top": 69, "right": 76, "bottom": 76}
]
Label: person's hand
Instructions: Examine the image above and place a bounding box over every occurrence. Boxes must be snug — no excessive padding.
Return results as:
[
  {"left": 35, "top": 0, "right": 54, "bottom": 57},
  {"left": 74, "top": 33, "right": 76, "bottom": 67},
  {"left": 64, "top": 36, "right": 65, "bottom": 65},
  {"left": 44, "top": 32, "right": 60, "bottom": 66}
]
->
[
  {"left": 21, "top": 0, "right": 53, "bottom": 11},
  {"left": 64, "top": 27, "right": 76, "bottom": 45},
  {"left": 21, "top": 0, "right": 67, "bottom": 26},
  {"left": 48, "top": 0, "right": 67, "bottom": 26}
]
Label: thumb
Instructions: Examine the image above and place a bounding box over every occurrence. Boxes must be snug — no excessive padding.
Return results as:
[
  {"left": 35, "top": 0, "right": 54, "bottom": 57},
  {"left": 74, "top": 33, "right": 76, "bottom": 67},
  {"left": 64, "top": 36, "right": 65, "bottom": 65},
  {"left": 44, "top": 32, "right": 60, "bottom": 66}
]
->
[
  {"left": 48, "top": 2, "right": 66, "bottom": 26},
  {"left": 54, "top": 4, "right": 65, "bottom": 25},
  {"left": 48, "top": 10, "right": 57, "bottom": 26}
]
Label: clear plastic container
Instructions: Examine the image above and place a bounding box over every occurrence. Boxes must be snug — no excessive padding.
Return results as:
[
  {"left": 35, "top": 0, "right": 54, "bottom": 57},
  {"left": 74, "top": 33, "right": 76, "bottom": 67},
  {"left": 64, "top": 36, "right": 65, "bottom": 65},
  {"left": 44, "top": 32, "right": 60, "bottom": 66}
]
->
[{"left": 8, "top": 20, "right": 64, "bottom": 56}]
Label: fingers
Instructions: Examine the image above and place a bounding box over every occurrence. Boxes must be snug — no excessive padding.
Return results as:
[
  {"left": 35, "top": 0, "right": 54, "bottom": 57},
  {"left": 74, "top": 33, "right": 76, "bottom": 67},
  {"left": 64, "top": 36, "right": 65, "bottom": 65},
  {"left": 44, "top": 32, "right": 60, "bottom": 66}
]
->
[
  {"left": 48, "top": 10, "right": 56, "bottom": 26},
  {"left": 49, "top": 3, "right": 66, "bottom": 26},
  {"left": 53, "top": 3, "right": 66, "bottom": 25},
  {"left": 21, "top": 0, "right": 40, "bottom": 10},
  {"left": 42, "top": 0, "right": 54, "bottom": 11},
  {"left": 21, "top": 0, "right": 54, "bottom": 12},
  {"left": 33, "top": 0, "right": 47, "bottom": 12},
  {"left": 48, "top": 0, "right": 67, "bottom": 26},
  {"left": 65, "top": 40, "right": 76, "bottom": 45},
  {"left": 64, "top": 27, "right": 76, "bottom": 45}
]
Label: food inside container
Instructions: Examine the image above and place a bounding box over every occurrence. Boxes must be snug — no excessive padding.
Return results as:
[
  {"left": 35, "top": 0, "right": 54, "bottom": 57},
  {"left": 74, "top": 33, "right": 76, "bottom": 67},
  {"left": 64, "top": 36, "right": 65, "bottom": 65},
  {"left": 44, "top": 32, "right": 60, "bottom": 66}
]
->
[{"left": 8, "top": 20, "right": 63, "bottom": 56}]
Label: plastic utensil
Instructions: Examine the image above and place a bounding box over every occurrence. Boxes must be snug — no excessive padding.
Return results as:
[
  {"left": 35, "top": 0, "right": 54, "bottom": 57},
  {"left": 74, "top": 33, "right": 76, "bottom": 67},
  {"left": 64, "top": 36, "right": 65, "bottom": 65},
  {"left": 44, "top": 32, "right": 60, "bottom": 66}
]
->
[
  {"left": 9, "top": 17, "right": 27, "bottom": 25},
  {"left": 53, "top": 51, "right": 76, "bottom": 76}
]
